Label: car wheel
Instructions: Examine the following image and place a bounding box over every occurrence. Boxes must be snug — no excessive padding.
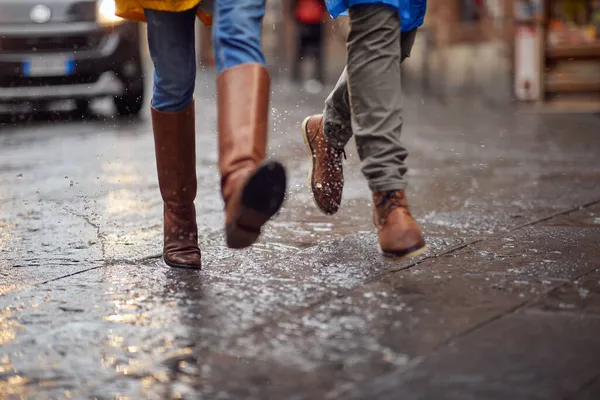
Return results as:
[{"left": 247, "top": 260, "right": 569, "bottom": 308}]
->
[{"left": 114, "top": 78, "right": 144, "bottom": 117}]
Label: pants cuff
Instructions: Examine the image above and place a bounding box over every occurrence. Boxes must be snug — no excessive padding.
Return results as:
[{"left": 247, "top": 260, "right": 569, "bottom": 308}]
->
[
  {"left": 322, "top": 118, "right": 352, "bottom": 151},
  {"left": 368, "top": 180, "right": 408, "bottom": 193}
]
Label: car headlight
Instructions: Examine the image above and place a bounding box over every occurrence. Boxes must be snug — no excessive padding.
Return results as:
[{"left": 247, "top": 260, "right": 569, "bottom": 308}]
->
[{"left": 98, "top": 0, "right": 124, "bottom": 25}]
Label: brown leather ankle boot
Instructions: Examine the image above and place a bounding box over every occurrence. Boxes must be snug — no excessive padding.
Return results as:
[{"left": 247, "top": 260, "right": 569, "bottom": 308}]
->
[
  {"left": 151, "top": 101, "right": 201, "bottom": 269},
  {"left": 217, "top": 63, "right": 287, "bottom": 249},
  {"left": 301, "top": 114, "right": 345, "bottom": 215},
  {"left": 373, "top": 190, "right": 426, "bottom": 259}
]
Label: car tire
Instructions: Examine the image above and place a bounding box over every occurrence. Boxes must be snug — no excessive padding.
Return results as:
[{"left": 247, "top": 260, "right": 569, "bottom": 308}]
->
[{"left": 113, "top": 78, "right": 144, "bottom": 117}]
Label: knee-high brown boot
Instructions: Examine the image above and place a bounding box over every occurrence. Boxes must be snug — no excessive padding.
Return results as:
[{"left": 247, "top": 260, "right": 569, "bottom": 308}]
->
[
  {"left": 217, "top": 63, "right": 287, "bottom": 249},
  {"left": 151, "top": 101, "right": 201, "bottom": 268}
]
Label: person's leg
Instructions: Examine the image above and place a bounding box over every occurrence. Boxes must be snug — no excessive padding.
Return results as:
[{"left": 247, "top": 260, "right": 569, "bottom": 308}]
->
[
  {"left": 323, "top": 28, "right": 418, "bottom": 150},
  {"left": 302, "top": 25, "right": 419, "bottom": 217},
  {"left": 314, "top": 24, "right": 325, "bottom": 85},
  {"left": 212, "top": 0, "right": 286, "bottom": 249},
  {"left": 400, "top": 28, "right": 418, "bottom": 63},
  {"left": 301, "top": 67, "right": 348, "bottom": 215},
  {"left": 302, "top": 24, "right": 324, "bottom": 85},
  {"left": 346, "top": 4, "right": 425, "bottom": 258},
  {"left": 293, "top": 24, "right": 310, "bottom": 82},
  {"left": 347, "top": 5, "right": 405, "bottom": 191},
  {"left": 323, "top": 66, "right": 352, "bottom": 148},
  {"left": 145, "top": 8, "right": 201, "bottom": 269},
  {"left": 212, "top": 0, "right": 266, "bottom": 72},
  {"left": 306, "top": 25, "right": 320, "bottom": 83},
  {"left": 146, "top": 8, "right": 197, "bottom": 112}
]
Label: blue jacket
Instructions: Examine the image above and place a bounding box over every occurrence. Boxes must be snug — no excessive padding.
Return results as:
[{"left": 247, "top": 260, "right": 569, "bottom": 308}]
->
[{"left": 325, "top": 0, "right": 427, "bottom": 32}]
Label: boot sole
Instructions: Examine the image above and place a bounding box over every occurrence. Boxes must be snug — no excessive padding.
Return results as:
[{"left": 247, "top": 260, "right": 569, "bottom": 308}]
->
[
  {"left": 226, "top": 161, "right": 287, "bottom": 249},
  {"left": 378, "top": 243, "right": 428, "bottom": 260},
  {"left": 301, "top": 116, "right": 339, "bottom": 216},
  {"left": 163, "top": 255, "right": 202, "bottom": 270}
]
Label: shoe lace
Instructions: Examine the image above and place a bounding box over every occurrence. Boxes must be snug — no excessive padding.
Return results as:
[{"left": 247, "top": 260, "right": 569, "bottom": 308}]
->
[
  {"left": 375, "top": 191, "right": 406, "bottom": 221},
  {"left": 323, "top": 122, "right": 348, "bottom": 161},
  {"left": 326, "top": 146, "right": 346, "bottom": 162}
]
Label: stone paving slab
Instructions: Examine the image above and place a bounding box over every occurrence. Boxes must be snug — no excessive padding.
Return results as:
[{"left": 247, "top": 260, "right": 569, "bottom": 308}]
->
[
  {"left": 525, "top": 268, "right": 600, "bottom": 317},
  {"left": 574, "top": 376, "right": 600, "bottom": 400},
  {"left": 3, "top": 203, "right": 600, "bottom": 399},
  {"left": 351, "top": 313, "right": 600, "bottom": 400},
  {"left": 428, "top": 225, "right": 600, "bottom": 281},
  {"left": 195, "top": 208, "right": 600, "bottom": 399},
  {"left": 0, "top": 200, "right": 103, "bottom": 293},
  {"left": 2, "top": 78, "right": 600, "bottom": 399}
]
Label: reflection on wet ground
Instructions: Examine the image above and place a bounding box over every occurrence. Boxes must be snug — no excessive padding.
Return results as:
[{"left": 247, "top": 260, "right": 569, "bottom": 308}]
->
[{"left": 1, "top": 76, "right": 600, "bottom": 399}]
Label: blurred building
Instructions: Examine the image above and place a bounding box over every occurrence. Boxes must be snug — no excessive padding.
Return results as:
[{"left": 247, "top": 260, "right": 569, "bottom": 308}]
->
[
  {"left": 195, "top": 0, "right": 599, "bottom": 111},
  {"left": 401, "top": 0, "right": 600, "bottom": 111},
  {"left": 263, "top": 0, "right": 348, "bottom": 82},
  {"left": 402, "top": 0, "right": 514, "bottom": 105}
]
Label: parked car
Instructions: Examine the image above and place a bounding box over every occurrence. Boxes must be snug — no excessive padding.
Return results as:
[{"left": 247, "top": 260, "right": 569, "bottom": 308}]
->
[{"left": 0, "top": 0, "right": 144, "bottom": 116}]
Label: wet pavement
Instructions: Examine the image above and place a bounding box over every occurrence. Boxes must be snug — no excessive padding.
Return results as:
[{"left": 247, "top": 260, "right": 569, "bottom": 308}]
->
[{"left": 1, "top": 72, "right": 600, "bottom": 399}]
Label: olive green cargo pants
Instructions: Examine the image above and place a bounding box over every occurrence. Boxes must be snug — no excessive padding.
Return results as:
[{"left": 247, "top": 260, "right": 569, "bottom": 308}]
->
[{"left": 323, "top": 4, "right": 417, "bottom": 192}]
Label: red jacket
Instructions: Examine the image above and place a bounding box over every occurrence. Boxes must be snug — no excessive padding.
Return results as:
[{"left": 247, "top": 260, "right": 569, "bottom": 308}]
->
[{"left": 294, "top": 0, "right": 326, "bottom": 24}]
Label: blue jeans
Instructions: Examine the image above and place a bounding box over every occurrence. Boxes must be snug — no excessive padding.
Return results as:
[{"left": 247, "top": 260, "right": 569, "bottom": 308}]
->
[{"left": 145, "top": 0, "right": 266, "bottom": 112}]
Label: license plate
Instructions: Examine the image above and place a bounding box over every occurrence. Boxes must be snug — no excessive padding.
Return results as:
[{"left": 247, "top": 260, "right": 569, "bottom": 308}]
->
[{"left": 23, "top": 56, "right": 74, "bottom": 77}]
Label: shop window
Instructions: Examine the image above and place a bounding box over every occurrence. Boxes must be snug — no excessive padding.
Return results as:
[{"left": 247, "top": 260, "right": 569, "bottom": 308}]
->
[
  {"left": 460, "top": 0, "right": 484, "bottom": 24},
  {"left": 446, "top": 0, "right": 488, "bottom": 43},
  {"left": 547, "top": 0, "right": 600, "bottom": 46},
  {"left": 429, "top": 0, "right": 507, "bottom": 45}
]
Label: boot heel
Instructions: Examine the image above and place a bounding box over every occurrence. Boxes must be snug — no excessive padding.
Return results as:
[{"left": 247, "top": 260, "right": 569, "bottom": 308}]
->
[
  {"left": 242, "top": 161, "right": 287, "bottom": 216},
  {"left": 226, "top": 161, "right": 287, "bottom": 249},
  {"left": 226, "top": 219, "right": 261, "bottom": 249}
]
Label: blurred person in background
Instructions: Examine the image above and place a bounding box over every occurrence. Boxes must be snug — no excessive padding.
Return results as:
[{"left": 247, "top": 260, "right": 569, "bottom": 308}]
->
[
  {"left": 291, "top": 0, "right": 327, "bottom": 93},
  {"left": 301, "top": 0, "right": 427, "bottom": 259},
  {"left": 115, "top": 0, "right": 287, "bottom": 269}
]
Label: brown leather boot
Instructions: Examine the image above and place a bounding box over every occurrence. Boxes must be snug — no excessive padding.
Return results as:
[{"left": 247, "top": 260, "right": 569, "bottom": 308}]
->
[
  {"left": 217, "top": 63, "right": 287, "bottom": 249},
  {"left": 301, "top": 114, "right": 345, "bottom": 215},
  {"left": 373, "top": 190, "right": 426, "bottom": 259},
  {"left": 151, "top": 101, "right": 201, "bottom": 269}
]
